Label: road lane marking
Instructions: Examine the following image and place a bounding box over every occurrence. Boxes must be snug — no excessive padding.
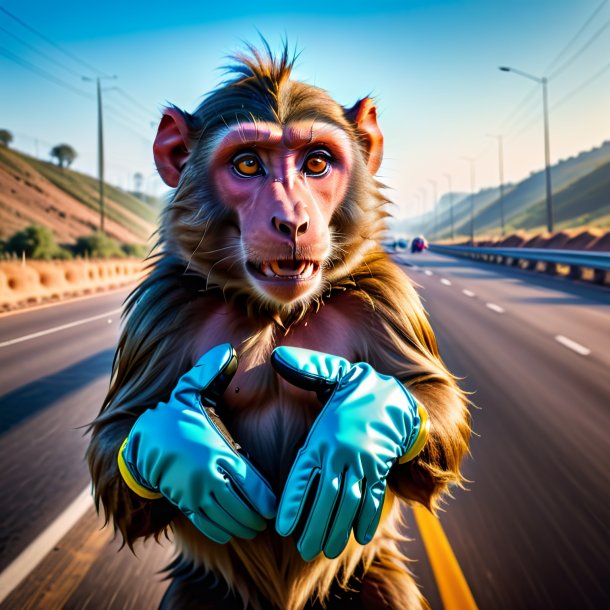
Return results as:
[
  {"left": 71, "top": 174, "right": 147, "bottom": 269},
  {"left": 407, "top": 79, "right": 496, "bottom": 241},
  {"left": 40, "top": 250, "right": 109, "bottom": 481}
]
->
[
  {"left": 412, "top": 504, "right": 479, "bottom": 610},
  {"left": 486, "top": 303, "right": 505, "bottom": 314},
  {"left": 0, "top": 486, "right": 92, "bottom": 603},
  {"left": 462, "top": 289, "right": 475, "bottom": 297},
  {"left": 0, "top": 285, "right": 131, "bottom": 319},
  {"left": 555, "top": 335, "right": 591, "bottom": 356},
  {"left": 441, "top": 279, "right": 452, "bottom": 286},
  {"left": 0, "top": 309, "right": 122, "bottom": 348},
  {"left": 424, "top": 270, "right": 434, "bottom": 276}
]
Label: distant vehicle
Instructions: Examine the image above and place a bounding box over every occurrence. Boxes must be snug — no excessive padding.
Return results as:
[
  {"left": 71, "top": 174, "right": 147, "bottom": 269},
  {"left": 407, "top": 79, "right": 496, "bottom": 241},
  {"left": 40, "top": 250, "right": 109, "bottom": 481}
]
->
[
  {"left": 396, "top": 237, "right": 408, "bottom": 251},
  {"left": 382, "top": 236, "right": 408, "bottom": 252},
  {"left": 411, "top": 236, "right": 428, "bottom": 253}
]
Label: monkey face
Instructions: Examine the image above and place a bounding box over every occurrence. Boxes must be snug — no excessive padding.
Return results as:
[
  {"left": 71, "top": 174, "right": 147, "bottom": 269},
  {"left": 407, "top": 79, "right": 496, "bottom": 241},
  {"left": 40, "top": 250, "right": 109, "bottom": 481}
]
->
[
  {"left": 208, "top": 120, "right": 354, "bottom": 305},
  {"left": 154, "top": 92, "right": 384, "bottom": 313}
]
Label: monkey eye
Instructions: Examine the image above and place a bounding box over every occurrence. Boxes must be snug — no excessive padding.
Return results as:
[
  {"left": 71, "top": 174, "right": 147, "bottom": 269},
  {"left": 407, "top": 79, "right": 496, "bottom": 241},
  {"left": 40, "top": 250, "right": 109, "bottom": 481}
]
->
[
  {"left": 232, "top": 152, "right": 265, "bottom": 177},
  {"left": 303, "top": 149, "right": 332, "bottom": 177}
]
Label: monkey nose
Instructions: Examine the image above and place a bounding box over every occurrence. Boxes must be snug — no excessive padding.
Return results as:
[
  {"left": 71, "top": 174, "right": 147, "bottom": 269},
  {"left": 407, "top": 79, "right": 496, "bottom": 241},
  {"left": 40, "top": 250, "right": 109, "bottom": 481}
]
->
[{"left": 272, "top": 216, "right": 309, "bottom": 239}]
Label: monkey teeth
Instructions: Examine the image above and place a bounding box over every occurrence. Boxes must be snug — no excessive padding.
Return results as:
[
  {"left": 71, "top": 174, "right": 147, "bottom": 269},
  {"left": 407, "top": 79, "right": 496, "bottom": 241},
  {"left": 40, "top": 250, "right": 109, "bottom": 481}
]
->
[{"left": 258, "top": 260, "right": 318, "bottom": 279}]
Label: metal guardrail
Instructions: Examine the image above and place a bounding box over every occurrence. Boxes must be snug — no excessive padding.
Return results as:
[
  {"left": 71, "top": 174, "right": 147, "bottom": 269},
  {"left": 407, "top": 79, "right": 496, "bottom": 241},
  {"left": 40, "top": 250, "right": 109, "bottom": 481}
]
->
[{"left": 428, "top": 244, "right": 610, "bottom": 273}]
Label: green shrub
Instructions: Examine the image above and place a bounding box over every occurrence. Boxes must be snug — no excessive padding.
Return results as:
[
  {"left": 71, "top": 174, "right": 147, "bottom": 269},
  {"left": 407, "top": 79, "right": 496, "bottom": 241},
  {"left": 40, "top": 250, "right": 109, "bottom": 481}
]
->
[
  {"left": 74, "top": 232, "right": 126, "bottom": 259},
  {"left": 6, "top": 225, "right": 72, "bottom": 260},
  {"left": 121, "top": 243, "right": 149, "bottom": 259}
]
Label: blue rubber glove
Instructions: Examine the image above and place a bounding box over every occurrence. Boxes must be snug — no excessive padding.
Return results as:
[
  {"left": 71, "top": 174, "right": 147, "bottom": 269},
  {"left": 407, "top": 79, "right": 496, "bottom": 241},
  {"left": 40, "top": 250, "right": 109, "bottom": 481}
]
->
[
  {"left": 118, "top": 343, "right": 277, "bottom": 544},
  {"left": 271, "top": 347, "right": 428, "bottom": 561}
]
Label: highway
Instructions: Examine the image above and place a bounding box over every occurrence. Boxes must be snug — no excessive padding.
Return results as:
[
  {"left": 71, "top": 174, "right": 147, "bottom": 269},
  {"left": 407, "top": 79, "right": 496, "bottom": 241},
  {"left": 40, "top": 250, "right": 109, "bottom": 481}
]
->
[{"left": 0, "top": 253, "right": 609, "bottom": 609}]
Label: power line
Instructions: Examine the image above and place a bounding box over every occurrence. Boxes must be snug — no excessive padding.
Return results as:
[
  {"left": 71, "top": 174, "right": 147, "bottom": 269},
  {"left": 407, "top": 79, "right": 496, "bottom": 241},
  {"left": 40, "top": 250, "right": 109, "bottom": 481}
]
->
[
  {"left": 104, "top": 102, "right": 155, "bottom": 135},
  {"left": 112, "top": 87, "right": 159, "bottom": 121},
  {"left": 550, "top": 61, "right": 610, "bottom": 113},
  {"left": 549, "top": 18, "right": 610, "bottom": 80},
  {"left": 104, "top": 109, "right": 154, "bottom": 146},
  {"left": 104, "top": 91, "right": 158, "bottom": 129},
  {"left": 500, "top": 85, "right": 540, "bottom": 131},
  {"left": 0, "top": 24, "right": 83, "bottom": 78},
  {"left": 545, "top": 0, "right": 608, "bottom": 75},
  {"left": 499, "top": 2, "right": 609, "bottom": 139},
  {"left": 0, "top": 46, "right": 93, "bottom": 99},
  {"left": 0, "top": 5, "right": 108, "bottom": 77}
]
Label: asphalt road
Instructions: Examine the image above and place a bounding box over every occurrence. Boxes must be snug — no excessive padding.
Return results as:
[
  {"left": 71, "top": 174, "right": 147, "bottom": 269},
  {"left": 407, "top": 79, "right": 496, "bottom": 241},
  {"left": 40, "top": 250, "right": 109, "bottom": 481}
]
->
[{"left": 0, "top": 255, "right": 609, "bottom": 609}]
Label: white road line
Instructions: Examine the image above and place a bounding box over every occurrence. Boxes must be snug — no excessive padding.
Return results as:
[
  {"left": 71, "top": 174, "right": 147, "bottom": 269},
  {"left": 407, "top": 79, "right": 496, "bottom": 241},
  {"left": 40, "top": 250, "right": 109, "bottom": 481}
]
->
[
  {"left": 0, "top": 309, "right": 121, "bottom": 348},
  {"left": 0, "top": 487, "right": 92, "bottom": 603},
  {"left": 0, "top": 285, "right": 131, "bottom": 319},
  {"left": 424, "top": 270, "right": 434, "bottom": 276},
  {"left": 440, "top": 279, "right": 452, "bottom": 286},
  {"left": 486, "top": 303, "right": 505, "bottom": 314},
  {"left": 555, "top": 335, "right": 591, "bottom": 356},
  {"left": 462, "top": 289, "right": 475, "bottom": 297}
]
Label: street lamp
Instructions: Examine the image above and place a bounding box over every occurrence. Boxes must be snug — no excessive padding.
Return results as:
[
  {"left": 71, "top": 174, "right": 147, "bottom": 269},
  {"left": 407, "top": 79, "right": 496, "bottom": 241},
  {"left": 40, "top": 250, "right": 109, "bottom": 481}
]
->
[
  {"left": 487, "top": 134, "right": 505, "bottom": 236},
  {"left": 443, "top": 173, "right": 455, "bottom": 241},
  {"left": 499, "top": 66, "right": 553, "bottom": 233},
  {"left": 461, "top": 157, "right": 476, "bottom": 244},
  {"left": 418, "top": 187, "right": 427, "bottom": 234},
  {"left": 428, "top": 179, "right": 438, "bottom": 239},
  {"left": 82, "top": 75, "right": 117, "bottom": 234}
]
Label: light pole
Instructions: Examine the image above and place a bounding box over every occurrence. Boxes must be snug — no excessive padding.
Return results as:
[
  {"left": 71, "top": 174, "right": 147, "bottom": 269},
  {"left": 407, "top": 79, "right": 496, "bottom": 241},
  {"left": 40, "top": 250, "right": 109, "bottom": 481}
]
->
[
  {"left": 83, "top": 75, "right": 117, "bottom": 234},
  {"left": 461, "top": 157, "right": 476, "bottom": 244},
  {"left": 428, "top": 179, "right": 438, "bottom": 239},
  {"left": 419, "top": 188, "right": 427, "bottom": 234},
  {"left": 443, "top": 173, "right": 455, "bottom": 241},
  {"left": 499, "top": 66, "right": 553, "bottom": 233},
  {"left": 487, "top": 134, "right": 505, "bottom": 236}
]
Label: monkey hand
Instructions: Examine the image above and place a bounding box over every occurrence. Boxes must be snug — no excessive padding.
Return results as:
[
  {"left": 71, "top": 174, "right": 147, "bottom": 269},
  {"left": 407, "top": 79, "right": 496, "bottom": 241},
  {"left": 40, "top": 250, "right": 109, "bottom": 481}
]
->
[
  {"left": 271, "top": 347, "right": 429, "bottom": 561},
  {"left": 118, "top": 343, "right": 277, "bottom": 544}
]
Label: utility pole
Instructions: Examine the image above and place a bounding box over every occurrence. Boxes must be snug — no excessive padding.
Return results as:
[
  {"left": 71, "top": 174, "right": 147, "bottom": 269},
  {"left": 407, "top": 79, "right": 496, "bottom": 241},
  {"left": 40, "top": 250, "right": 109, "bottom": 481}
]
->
[
  {"left": 419, "top": 188, "right": 427, "bottom": 235},
  {"left": 83, "top": 75, "right": 117, "bottom": 234},
  {"left": 428, "top": 179, "right": 438, "bottom": 239},
  {"left": 488, "top": 134, "right": 505, "bottom": 236},
  {"left": 500, "top": 66, "right": 553, "bottom": 233},
  {"left": 443, "top": 173, "right": 455, "bottom": 241},
  {"left": 462, "top": 157, "right": 476, "bottom": 244}
]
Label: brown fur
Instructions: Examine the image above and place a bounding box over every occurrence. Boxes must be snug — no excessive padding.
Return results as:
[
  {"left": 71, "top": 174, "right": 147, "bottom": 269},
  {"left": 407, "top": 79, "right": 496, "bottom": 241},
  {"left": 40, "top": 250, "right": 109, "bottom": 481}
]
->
[{"left": 87, "top": 43, "right": 470, "bottom": 610}]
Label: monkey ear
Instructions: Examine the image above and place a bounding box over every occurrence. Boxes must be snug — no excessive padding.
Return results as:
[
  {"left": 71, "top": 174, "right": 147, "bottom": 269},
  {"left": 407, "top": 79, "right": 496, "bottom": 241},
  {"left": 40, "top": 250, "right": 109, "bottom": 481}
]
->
[
  {"left": 345, "top": 98, "right": 384, "bottom": 175},
  {"left": 153, "top": 107, "right": 193, "bottom": 187}
]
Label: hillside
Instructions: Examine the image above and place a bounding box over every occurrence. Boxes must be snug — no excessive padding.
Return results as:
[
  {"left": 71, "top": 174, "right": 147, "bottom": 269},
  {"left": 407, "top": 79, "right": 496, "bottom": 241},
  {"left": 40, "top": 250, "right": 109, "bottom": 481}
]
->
[
  {"left": 414, "top": 141, "right": 610, "bottom": 239},
  {"left": 0, "top": 146, "right": 161, "bottom": 245}
]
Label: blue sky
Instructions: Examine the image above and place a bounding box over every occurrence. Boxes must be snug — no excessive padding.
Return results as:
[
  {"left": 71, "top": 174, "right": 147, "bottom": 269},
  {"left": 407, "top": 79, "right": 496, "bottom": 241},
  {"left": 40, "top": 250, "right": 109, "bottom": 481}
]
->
[{"left": 1, "top": 0, "right": 608, "bottom": 223}]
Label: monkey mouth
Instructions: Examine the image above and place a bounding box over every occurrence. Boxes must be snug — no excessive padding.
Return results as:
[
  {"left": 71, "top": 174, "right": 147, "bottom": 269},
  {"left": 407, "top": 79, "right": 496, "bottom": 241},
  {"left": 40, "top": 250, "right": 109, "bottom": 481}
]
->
[{"left": 248, "top": 259, "right": 320, "bottom": 280}]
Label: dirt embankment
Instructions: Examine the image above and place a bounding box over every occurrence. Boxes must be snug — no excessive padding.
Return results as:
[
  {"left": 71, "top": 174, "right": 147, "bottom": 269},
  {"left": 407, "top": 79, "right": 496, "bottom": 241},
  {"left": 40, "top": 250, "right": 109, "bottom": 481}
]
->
[
  {"left": 464, "top": 227, "right": 610, "bottom": 251},
  {"left": 0, "top": 147, "right": 157, "bottom": 245},
  {"left": 0, "top": 258, "right": 145, "bottom": 311}
]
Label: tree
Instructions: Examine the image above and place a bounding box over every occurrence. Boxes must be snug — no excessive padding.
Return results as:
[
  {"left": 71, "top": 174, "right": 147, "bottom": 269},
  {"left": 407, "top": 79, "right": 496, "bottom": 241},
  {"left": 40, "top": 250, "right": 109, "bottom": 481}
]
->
[
  {"left": 6, "top": 225, "right": 71, "bottom": 260},
  {"left": 74, "top": 232, "right": 125, "bottom": 258},
  {"left": 0, "top": 129, "right": 13, "bottom": 147},
  {"left": 50, "top": 143, "right": 77, "bottom": 168}
]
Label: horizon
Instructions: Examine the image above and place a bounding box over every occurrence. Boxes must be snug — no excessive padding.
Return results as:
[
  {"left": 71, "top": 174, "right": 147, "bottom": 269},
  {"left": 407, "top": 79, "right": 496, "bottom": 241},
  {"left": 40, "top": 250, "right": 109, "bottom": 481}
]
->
[{"left": 1, "top": 0, "right": 608, "bottom": 224}]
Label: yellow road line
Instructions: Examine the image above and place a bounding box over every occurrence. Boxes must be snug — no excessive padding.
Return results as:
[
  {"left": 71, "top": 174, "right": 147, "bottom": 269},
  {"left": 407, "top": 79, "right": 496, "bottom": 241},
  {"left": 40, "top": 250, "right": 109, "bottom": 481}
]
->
[{"left": 412, "top": 504, "right": 479, "bottom": 610}]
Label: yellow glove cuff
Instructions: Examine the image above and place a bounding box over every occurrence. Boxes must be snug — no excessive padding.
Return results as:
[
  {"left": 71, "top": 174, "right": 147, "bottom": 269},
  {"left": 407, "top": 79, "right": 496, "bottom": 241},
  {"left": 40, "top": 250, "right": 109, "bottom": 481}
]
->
[
  {"left": 398, "top": 403, "right": 430, "bottom": 464},
  {"left": 117, "top": 438, "right": 163, "bottom": 500}
]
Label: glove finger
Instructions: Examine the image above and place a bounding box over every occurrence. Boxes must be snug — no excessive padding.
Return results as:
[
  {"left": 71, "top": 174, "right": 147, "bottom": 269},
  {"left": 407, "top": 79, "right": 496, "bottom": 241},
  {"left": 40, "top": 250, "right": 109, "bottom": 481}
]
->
[
  {"left": 354, "top": 479, "right": 387, "bottom": 545},
  {"left": 189, "top": 511, "right": 232, "bottom": 544},
  {"left": 297, "top": 471, "right": 343, "bottom": 562},
  {"left": 271, "top": 346, "right": 351, "bottom": 396},
  {"left": 205, "top": 494, "right": 261, "bottom": 540},
  {"left": 216, "top": 475, "right": 268, "bottom": 532},
  {"left": 222, "top": 457, "right": 277, "bottom": 520},
  {"left": 276, "top": 465, "right": 320, "bottom": 537},
  {"left": 171, "top": 343, "right": 238, "bottom": 408},
  {"left": 323, "top": 476, "right": 362, "bottom": 559}
]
